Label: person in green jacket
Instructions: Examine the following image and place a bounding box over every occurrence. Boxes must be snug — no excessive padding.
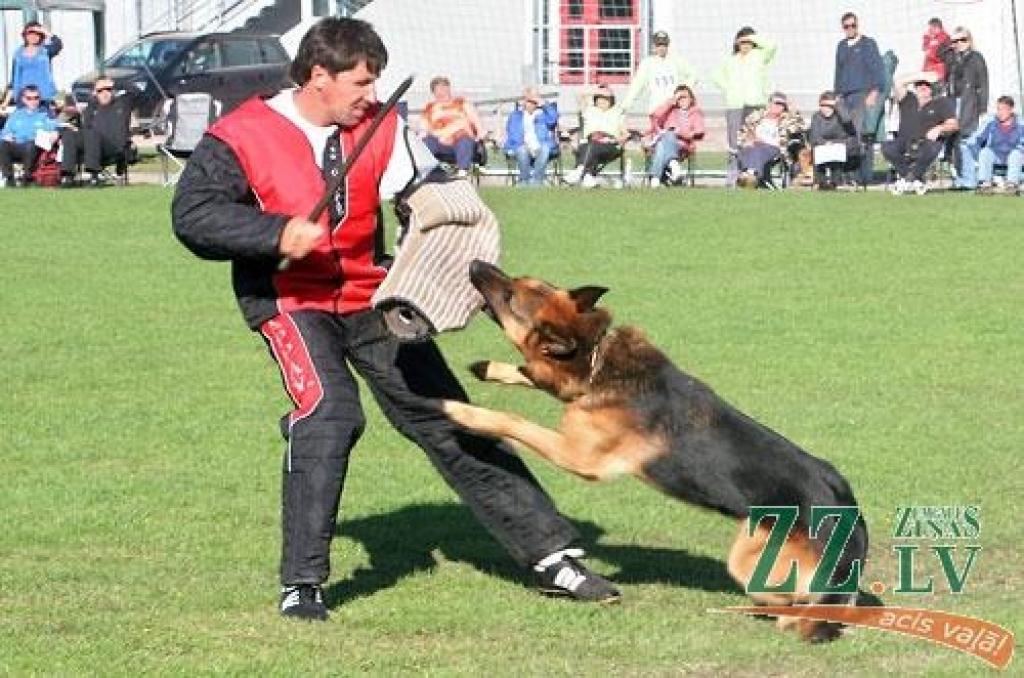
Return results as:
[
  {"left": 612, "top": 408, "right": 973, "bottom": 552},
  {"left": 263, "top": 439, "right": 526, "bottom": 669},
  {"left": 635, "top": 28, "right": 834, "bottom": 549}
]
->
[{"left": 712, "top": 27, "right": 777, "bottom": 186}]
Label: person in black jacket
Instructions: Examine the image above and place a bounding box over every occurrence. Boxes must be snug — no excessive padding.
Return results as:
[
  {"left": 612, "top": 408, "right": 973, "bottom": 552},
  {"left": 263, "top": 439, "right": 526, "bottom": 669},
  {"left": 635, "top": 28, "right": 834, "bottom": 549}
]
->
[
  {"left": 882, "top": 71, "right": 958, "bottom": 195},
  {"left": 171, "top": 17, "right": 620, "bottom": 622},
  {"left": 947, "top": 27, "right": 988, "bottom": 175},
  {"left": 58, "top": 77, "right": 132, "bottom": 187},
  {"left": 833, "top": 11, "right": 886, "bottom": 185},
  {"left": 808, "top": 90, "right": 860, "bottom": 189}
]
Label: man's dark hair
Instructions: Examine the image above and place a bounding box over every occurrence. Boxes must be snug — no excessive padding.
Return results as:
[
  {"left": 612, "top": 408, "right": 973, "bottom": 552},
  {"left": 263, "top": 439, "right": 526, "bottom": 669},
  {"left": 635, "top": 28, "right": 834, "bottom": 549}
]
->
[
  {"left": 997, "top": 95, "right": 1015, "bottom": 108},
  {"left": 19, "top": 84, "right": 40, "bottom": 97},
  {"left": 289, "top": 17, "right": 388, "bottom": 85},
  {"left": 841, "top": 12, "right": 857, "bottom": 24},
  {"left": 928, "top": 17, "right": 943, "bottom": 28}
]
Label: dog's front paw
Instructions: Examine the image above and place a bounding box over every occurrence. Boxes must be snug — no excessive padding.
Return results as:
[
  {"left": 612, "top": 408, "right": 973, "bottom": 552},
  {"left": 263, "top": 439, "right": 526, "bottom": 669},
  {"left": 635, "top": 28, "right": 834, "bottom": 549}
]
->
[{"left": 469, "top": 361, "right": 491, "bottom": 381}]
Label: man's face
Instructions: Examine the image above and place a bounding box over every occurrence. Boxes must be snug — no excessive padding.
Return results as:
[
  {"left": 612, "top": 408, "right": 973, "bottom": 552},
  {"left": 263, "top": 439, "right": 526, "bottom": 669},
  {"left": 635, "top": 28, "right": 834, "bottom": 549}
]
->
[
  {"left": 653, "top": 42, "right": 668, "bottom": 57},
  {"left": 94, "top": 79, "right": 115, "bottom": 104},
  {"left": 769, "top": 101, "right": 785, "bottom": 117},
  {"left": 914, "top": 82, "right": 933, "bottom": 104},
  {"left": 318, "top": 61, "right": 377, "bottom": 127},
  {"left": 953, "top": 36, "right": 969, "bottom": 52},
  {"left": 996, "top": 102, "right": 1014, "bottom": 123},
  {"left": 22, "top": 90, "right": 41, "bottom": 109},
  {"left": 737, "top": 40, "right": 753, "bottom": 54},
  {"left": 432, "top": 82, "right": 452, "bottom": 102},
  {"left": 842, "top": 17, "right": 859, "bottom": 38},
  {"left": 819, "top": 103, "right": 835, "bottom": 118},
  {"left": 24, "top": 29, "right": 43, "bottom": 45}
]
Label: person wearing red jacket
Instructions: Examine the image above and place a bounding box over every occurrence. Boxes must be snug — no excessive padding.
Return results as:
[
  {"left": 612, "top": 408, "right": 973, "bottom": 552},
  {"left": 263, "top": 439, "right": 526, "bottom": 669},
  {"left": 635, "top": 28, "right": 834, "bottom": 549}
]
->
[
  {"left": 922, "top": 17, "right": 952, "bottom": 83},
  {"left": 644, "top": 84, "right": 705, "bottom": 186},
  {"left": 172, "top": 17, "right": 620, "bottom": 622}
]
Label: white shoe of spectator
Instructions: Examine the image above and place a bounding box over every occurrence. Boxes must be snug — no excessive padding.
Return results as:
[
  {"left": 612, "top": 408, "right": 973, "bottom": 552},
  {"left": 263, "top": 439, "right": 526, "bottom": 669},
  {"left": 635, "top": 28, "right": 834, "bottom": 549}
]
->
[
  {"left": 667, "top": 159, "right": 685, "bottom": 184},
  {"left": 563, "top": 166, "right": 584, "bottom": 185},
  {"left": 650, "top": 178, "right": 663, "bottom": 188},
  {"left": 912, "top": 180, "right": 928, "bottom": 196},
  {"left": 890, "top": 178, "right": 907, "bottom": 195},
  {"left": 580, "top": 173, "right": 598, "bottom": 189}
]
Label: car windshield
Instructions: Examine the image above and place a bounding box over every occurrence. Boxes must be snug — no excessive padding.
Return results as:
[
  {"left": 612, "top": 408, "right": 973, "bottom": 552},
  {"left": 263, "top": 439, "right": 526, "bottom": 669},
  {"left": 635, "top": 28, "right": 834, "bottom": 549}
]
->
[{"left": 105, "top": 38, "right": 189, "bottom": 70}]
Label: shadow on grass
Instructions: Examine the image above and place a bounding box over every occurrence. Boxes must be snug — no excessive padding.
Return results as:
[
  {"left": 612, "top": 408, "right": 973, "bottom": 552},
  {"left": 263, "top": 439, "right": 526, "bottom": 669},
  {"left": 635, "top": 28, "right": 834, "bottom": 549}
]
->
[{"left": 326, "top": 501, "right": 740, "bottom": 609}]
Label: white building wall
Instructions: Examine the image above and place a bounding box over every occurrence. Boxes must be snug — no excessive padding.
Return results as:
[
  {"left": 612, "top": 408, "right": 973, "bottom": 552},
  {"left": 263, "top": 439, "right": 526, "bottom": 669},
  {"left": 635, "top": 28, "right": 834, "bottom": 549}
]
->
[{"left": 357, "top": 0, "right": 529, "bottom": 108}]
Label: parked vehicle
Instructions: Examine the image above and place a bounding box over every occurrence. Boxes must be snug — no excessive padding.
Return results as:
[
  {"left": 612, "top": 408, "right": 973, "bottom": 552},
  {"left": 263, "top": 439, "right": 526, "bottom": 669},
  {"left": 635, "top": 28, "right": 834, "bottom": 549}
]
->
[{"left": 71, "top": 31, "right": 291, "bottom": 132}]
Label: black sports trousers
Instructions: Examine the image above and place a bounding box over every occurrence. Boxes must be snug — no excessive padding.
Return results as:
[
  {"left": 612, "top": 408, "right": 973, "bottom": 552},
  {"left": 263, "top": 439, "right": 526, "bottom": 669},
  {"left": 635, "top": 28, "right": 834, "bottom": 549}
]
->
[{"left": 260, "top": 308, "right": 579, "bottom": 585}]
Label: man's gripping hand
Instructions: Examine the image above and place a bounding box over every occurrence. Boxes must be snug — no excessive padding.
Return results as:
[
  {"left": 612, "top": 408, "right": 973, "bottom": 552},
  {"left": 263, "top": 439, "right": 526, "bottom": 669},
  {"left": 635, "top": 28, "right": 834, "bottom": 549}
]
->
[{"left": 279, "top": 217, "right": 327, "bottom": 260}]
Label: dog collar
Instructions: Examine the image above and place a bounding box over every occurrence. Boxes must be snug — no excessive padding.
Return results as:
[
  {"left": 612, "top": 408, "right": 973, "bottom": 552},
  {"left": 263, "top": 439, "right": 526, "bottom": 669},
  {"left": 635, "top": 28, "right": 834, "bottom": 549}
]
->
[{"left": 588, "top": 329, "right": 613, "bottom": 385}]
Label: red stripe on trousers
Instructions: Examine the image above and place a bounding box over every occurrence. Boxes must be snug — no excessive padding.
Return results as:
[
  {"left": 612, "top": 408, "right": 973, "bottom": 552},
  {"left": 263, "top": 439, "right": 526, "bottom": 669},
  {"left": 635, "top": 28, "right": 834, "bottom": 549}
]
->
[{"left": 260, "top": 314, "right": 324, "bottom": 425}]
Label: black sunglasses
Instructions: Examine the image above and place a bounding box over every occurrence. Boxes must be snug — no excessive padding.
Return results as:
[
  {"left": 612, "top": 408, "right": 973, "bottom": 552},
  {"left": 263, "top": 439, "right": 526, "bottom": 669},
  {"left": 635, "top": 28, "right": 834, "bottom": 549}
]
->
[
  {"left": 843, "top": 22, "right": 857, "bottom": 29},
  {"left": 952, "top": 37, "right": 968, "bottom": 43},
  {"left": 23, "top": 94, "right": 40, "bottom": 100},
  {"left": 95, "top": 87, "right": 113, "bottom": 93}
]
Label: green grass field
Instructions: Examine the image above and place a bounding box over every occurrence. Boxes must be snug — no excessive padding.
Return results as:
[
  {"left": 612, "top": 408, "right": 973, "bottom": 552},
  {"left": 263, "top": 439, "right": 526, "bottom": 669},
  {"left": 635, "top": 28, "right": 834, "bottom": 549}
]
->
[{"left": 2, "top": 185, "right": 1021, "bottom": 676}]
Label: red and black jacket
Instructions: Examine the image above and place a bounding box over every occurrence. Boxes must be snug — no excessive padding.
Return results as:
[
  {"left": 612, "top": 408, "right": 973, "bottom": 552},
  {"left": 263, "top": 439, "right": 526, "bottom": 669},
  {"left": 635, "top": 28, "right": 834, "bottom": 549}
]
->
[{"left": 172, "top": 96, "right": 398, "bottom": 330}]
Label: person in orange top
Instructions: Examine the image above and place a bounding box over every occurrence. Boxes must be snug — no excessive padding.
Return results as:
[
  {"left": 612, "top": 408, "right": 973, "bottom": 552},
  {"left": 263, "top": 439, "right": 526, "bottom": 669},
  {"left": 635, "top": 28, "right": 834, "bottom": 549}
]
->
[{"left": 420, "top": 75, "right": 484, "bottom": 174}]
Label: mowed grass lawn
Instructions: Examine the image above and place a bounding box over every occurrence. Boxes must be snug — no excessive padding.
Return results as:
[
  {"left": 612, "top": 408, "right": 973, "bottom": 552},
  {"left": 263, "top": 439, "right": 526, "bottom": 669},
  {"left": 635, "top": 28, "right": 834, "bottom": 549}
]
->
[{"left": 2, "top": 185, "right": 1021, "bottom": 676}]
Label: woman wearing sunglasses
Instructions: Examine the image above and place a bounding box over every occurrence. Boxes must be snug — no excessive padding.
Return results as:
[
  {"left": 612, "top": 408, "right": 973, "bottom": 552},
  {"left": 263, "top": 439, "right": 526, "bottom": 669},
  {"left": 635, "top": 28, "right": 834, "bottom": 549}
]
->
[
  {"left": 947, "top": 27, "right": 989, "bottom": 176},
  {"left": 5, "top": 21, "right": 63, "bottom": 110}
]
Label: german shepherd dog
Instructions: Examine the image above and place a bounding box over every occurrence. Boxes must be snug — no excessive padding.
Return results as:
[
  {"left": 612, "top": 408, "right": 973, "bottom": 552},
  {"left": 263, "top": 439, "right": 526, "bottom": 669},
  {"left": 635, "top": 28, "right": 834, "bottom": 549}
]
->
[{"left": 442, "top": 261, "right": 868, "bottom": 642}]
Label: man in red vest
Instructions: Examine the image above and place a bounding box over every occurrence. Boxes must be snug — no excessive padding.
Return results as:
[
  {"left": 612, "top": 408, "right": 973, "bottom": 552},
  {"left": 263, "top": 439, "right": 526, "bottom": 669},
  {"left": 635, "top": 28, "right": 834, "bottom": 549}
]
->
[{"left": 172, "top": 17, "right": 619, "bottom": 621}]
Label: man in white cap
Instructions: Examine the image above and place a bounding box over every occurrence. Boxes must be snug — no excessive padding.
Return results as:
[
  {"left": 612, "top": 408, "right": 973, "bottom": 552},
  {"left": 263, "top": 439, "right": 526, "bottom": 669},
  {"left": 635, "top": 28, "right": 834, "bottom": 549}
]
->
[
  {"left": 881, "top": 71, "right": 958, "bottom": 195},
  {"left": 622, "top": 31, "right": 696, "bottom": 115}
]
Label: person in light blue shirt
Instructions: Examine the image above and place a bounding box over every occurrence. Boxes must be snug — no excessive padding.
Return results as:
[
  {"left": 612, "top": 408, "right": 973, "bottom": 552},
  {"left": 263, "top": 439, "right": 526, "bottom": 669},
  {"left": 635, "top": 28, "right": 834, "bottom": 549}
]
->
[
  {"left": 0, "top": 85, "right": 58, "bottom": 185},
  {"left": 958, "top": 96, "right": 1024, "bottom": 194},
  {"left": 503, "top": 87, "right": 559, "bottom": 186},
  {"left": 7, "top": 21, "right": 63, "bottom": 107}
]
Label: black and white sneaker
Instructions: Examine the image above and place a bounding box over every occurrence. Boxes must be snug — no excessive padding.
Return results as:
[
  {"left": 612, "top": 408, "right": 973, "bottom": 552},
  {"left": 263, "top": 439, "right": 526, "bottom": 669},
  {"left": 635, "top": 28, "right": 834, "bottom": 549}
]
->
[
  {"left": 280, "top": 584, "right": 328, "bottom": 621},
  {"left": 533, "top": 548, "right": 621, "bottom": 603}
]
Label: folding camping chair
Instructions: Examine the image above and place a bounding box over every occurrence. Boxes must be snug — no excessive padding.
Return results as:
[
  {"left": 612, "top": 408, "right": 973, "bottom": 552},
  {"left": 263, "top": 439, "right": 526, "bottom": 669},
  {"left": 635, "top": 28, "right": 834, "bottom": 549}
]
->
[{"left": 158, "top": 93, "right": 221, "bottom": 186}]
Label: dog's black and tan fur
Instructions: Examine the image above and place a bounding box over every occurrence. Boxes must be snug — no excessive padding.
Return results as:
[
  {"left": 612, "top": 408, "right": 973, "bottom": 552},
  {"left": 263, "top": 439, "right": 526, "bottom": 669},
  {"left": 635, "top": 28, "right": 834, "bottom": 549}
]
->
[{"left": 443, "top": 261, "right": 868, "bottom": 642}]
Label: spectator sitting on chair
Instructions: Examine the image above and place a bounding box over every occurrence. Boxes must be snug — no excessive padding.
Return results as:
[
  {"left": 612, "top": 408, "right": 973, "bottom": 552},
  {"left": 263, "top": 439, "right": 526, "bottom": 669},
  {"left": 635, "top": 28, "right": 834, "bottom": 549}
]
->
[
  {"left": 958, "top": 95, "right": 1024, "bottom": 195},
  {"left": 644, "top": 84, "right": 704, "bottom": 187},
  {"left": 564, "top": 85, "right": 626, "bottom": 189},
  {"left": 0, "top": 85, "right": 58, "bottom": 187},
  {"left": 502, "top": 87, "right": 558, "bottom": 186},
  {"left": 881, "top": 71, "right": 958, "bottom": 196},
  {"left": 420, "top": 75, "right": 484, "bottom": 177},
  {"left": 59, "top": 77, "right": 133, "bottom": 187},
  {"left": 736, "top": 91, "right": 806, "bottom": 188},
  {"left": 808, "top": 90, "right": 860, "bottom": 189},
  {"left": 4, "top": 21, "right": 62, "bottom": 110}
]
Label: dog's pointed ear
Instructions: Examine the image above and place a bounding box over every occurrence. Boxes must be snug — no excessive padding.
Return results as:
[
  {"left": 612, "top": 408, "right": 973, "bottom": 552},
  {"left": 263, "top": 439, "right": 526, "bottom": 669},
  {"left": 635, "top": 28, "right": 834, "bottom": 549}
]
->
[
  {"left": 569, "top": 286, "right": 609, "bottom": 312},
  {"left": 538, "top": 324, "right": 578, "bottom": 358}
]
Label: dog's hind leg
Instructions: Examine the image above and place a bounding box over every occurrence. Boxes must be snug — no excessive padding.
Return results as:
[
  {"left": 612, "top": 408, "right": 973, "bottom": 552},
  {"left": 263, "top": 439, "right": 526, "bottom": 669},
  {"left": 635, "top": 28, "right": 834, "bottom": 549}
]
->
[{"left": 726, "top": 521, "right": 842, "bottom": 642}]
